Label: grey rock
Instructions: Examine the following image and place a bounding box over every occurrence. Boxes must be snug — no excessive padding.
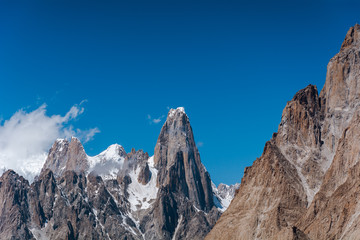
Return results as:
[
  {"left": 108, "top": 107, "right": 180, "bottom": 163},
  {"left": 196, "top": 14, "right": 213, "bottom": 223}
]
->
[{"left": 0, "top": 170, "right": 34, "bottom": 240}]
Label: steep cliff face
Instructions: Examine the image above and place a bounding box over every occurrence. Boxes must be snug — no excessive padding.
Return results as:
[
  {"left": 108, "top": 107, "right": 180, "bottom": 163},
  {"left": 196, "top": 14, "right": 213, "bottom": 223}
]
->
[
  {"left": 275, "top": 84, "right": 323, "bottom": 204},
  {"left": 293, "top": 24, "right": 360, "bottom": 239},
  {"left": 296, "top": 113, "right": 360, "bottom": 239},
  {"left": 206, "top": 139, "right": 308, "bottom": 240},
  {"left": 207, "top": 24, "right": 360, "bottom": 240},
  {"left": 0, "top": 171, "right": 33, "bottom": 240},
  {"left": 206, "top": 84, "right": 321, "bottom": 240},
  {"left": 154, "top": 107, "right": 214, "bottom": 211},
  {"left": 141, "top": 107, "right": 220, "bottom": 240},
  {"left": 319, "top": 23, "right": 360, "bottom": 175}
]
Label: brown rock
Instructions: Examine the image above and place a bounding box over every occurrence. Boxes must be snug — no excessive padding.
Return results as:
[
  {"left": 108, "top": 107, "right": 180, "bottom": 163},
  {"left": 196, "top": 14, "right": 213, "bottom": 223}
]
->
[
  {"left": 206, "top": 140, "right": 307, "bottom": 240},
  {"left": 137, "top": 163, "right": 151, "bottom": 185},
  {"left": 207, "top": 24, "right": 360, "bottom": 240}
]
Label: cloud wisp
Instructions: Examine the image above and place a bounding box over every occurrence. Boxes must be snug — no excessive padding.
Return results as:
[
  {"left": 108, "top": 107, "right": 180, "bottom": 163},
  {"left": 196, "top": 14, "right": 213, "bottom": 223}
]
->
[
  {"left": 147, "top": 114, "right": 165, "bottom": 124},
  {"left": 0, "top": 103, "right": 99, "bottom": 182}
]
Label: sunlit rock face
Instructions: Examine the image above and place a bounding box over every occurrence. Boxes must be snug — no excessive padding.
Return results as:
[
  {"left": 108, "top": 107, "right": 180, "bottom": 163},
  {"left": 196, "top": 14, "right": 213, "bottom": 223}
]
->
[
  {"left": 207, "top": 24, "right": 360, "bottom": 240},
  {"left": 41, "top": 137, "right": 88, "bottom": 177}
]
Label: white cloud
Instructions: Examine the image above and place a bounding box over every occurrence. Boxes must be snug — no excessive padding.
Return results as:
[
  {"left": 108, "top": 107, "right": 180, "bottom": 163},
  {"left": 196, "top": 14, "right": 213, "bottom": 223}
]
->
[
  {"left": 152, "top": 118, "right": 162, "bottom": 124},
  {"left": 147, "top": 114, "right": 165, "bottom": 124},
  {"left": 76, "top": 127, "right": 100, "bottom": 143},
  {"left": 0, "top": 103, "right": 99, "bottom": 182},
  {"left": 197, "top": 141, "right": 204, "bottom": 147}
]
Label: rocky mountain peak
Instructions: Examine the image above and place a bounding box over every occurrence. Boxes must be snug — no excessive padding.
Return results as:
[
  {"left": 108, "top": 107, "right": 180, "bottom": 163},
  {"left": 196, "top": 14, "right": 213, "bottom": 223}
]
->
[
  {"left": 340, "top": 23, "right": 360, "bottom": 50},
  {"left": 0, "top": 169, "right": 29, "bottom": 185},
  {"left": 276, "top": 84, "right": 322, "bottom": 153},
  {"left": 41, "top": 136, "right": 88, "bottom": 177},
  {"left": 206, "top": 24, "right": 360, "bottom": 240},
  {"left": 168, "top": 107, "right": 186, "bottom": 119},
  {"left": 321, "top": 24, "right": 360, "bottom": 114},
  {"left": 292, "top": 84, "right": 320, "bottom": 117},
  {"left": 154, "top": 107, "right": 214, "bottom": 212},
  {"left": 99, "top": 144, "right": 126, "bottom": 160}
]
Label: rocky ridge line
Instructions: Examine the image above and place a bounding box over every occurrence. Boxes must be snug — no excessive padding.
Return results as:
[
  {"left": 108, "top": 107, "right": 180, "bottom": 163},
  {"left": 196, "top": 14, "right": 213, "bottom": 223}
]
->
[{"left": 206, "top": 24, "right": 360, "bottom": 240}]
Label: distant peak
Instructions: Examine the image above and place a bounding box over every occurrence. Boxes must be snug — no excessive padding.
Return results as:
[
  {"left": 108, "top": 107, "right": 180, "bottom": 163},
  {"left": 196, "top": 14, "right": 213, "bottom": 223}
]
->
[
  {"left": 96, "top": 143, "right": 126, "bottom": 157},
  {"left": 70, "top": 136, "right": 80, "bottom": 142},
  {"left": 107, "top": 143, "right": 123, "bottom": 150},
  {"left": 168, "top": 107, "right": 186, "bottom": 118},
  {"left": 105, "top": 144, "right": 126, "bottom": 155}
]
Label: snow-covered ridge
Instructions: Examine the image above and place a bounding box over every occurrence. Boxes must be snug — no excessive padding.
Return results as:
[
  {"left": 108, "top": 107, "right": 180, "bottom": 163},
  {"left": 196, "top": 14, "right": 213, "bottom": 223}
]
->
[
  {"left": 86, "top": 144, "right": 159, "bottom": 212},
  {"left": 87, "top": 144, "right": 126, "bottom": 180},
  {"left": 212, "top": 182, "right": 240, "bottom": 212}
]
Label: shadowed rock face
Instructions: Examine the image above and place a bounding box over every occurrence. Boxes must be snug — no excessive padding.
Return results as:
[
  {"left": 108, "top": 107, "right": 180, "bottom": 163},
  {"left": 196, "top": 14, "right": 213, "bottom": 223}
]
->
[
  {"left": 0, "top": 170, "right": 33, "bottom": 240},
  {"left": 137, "top": 163, "right": 151, "bottom": 185},
  {"left": 154, "top": 107, "right": 214, "bottom": 212},
  {"left": 206, "top": 24, "right": 360, "bottom": 240},
  {"left": 141, "top": 107, "right": 220, "bottom": 240}
]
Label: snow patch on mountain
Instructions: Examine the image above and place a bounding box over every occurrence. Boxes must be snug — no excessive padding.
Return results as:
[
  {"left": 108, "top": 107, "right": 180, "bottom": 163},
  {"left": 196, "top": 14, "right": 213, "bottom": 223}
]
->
[
  {"left": 168, "top": 107, "right": 185, "bottom": 118},
  {"left": 127, "top": 156, "right": 159, "bottom": 211},
  {"left": 212, "top": 182, "right": 240, "bottom": 212},
  {"left": 87, "top": 144, "right": 126, "bottom": 180}
]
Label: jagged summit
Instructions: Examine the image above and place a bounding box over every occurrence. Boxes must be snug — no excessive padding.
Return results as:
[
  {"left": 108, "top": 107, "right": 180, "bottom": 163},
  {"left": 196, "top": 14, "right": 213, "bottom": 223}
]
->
[
  {"left": 41, "top": 136, "right": 88, "bottom": 177},
  {"left": 340, "top": 23, "right": 360, "bottom": 50},
  {"left": 93, "top": 143, "right": 126, "bottom": 161},
  {"left": 168, "top": 107, "right": 186, "bottom": 118},
  {"left": 206, "top": 24, "right": 360, "bottom": 240},
  {"left": 291, "top": 84, "right": 319, "bottom": 116},
  {"left": 142, "top": 106, "right": 220, "bottom": 239},
  {"left": 154, "top": 105, "right": 214, "bottom": 212}
]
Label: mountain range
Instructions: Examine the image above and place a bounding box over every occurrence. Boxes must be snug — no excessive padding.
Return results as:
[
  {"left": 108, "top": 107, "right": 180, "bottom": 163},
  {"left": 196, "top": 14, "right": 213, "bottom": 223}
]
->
[
  {"left": 1, "top": 24, "right": 360, "bottom": 239},
  {"left": 0, "top": 107, "right": 237, "bottom": 240}
]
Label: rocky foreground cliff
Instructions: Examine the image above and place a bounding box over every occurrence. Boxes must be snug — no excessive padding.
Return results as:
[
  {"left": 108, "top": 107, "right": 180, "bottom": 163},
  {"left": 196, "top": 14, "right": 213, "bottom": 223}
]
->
[
  {"left": 0, "top": 107, "right": 237, "bottom": 240},
  {"left": 206, "top": 24, "right": 360, "bottom": 240}
]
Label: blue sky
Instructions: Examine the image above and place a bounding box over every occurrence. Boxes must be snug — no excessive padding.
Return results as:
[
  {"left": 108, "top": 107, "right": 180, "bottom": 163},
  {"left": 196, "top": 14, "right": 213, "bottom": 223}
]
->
[{"left": 0, "top": 0, "right": 359, "bottom": 185}]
